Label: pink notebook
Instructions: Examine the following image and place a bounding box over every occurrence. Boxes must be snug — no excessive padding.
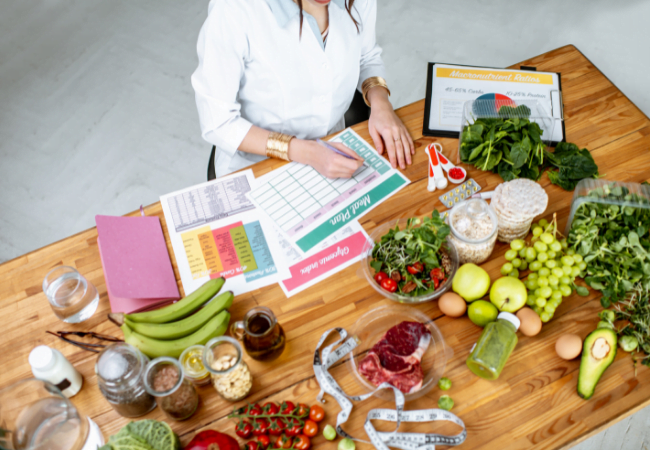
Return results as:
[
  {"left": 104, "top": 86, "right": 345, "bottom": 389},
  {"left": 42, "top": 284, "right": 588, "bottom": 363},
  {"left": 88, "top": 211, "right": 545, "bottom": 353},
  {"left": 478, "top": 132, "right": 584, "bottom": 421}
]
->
[{"left": 96, "top": 215, "right": 180, "bottom": 313}]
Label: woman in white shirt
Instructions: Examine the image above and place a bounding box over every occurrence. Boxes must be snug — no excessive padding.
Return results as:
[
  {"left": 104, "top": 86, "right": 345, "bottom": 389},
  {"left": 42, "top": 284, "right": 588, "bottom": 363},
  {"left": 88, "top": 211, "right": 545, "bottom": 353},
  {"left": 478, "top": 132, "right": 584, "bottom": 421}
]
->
[{"left": 192, "top": 0, "right": 414, "bottom": 179}]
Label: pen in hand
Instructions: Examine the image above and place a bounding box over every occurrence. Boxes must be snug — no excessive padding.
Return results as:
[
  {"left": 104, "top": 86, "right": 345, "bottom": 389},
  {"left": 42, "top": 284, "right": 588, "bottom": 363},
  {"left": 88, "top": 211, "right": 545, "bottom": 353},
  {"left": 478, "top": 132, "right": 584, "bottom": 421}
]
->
[{"left": 316, "top": 138, "right": 369, "bottom": 168}]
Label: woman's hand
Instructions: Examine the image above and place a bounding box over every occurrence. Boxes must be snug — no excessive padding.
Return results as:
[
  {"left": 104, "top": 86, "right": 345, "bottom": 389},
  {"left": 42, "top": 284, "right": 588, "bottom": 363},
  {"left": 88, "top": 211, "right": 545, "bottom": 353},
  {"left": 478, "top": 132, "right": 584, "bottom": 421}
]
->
[
  {"left": 366, "top": 87, "right": 414, "bottom": 170},
  {"left": 289, "top": 139, "right": 363, "bottom": 179}
]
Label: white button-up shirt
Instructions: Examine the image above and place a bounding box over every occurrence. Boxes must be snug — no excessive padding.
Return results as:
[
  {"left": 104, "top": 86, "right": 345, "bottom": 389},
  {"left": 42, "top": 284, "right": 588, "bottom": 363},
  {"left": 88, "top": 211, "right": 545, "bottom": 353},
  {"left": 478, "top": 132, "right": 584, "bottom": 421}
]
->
[{"left": 191, "top": 0, "right": 386, "bottom": 178}]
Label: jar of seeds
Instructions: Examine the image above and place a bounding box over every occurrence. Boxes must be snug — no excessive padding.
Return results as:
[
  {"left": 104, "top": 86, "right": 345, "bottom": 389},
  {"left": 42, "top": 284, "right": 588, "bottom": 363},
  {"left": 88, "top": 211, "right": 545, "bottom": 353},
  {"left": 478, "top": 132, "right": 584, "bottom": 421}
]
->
[
  {"left": 203, "top": 336, "right": 252, "bottom": 401},
  {"left": 95, "top": 343, "right": 156, "bottom": 418},
  {"left": 447, "top": 198, "right": 498, "bottom": 264}
]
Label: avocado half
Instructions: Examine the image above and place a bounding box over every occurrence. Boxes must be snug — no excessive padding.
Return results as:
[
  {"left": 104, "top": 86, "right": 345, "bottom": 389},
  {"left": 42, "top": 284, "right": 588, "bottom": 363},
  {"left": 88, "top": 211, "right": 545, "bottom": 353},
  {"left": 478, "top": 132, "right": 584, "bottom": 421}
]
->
[{"left": 577, "top": 328, "right": 617, "bottom": 400}]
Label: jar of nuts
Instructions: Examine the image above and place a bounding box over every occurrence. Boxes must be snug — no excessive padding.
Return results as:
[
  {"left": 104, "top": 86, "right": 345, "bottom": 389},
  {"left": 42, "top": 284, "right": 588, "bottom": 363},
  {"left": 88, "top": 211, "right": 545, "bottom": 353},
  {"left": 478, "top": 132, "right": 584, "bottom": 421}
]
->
[{"left": 202, "top": 336, "right": 252, "bottom": 401}]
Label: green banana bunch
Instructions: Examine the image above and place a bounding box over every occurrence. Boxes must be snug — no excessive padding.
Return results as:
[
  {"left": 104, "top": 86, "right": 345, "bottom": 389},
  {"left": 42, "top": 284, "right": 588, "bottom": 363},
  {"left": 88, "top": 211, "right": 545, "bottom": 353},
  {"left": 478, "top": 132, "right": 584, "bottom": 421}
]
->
[
  {"left": 108, "top": 278, "right": 233, "bottom": 358},
  {"left": 122, "top": 310, "right": 230, "bottom": 359},
  {"left": 125, "top": 290, "right": 233, "bottom": 340},
  {"left": 128, "top": 277, "right": 225, "bottom": 324}
]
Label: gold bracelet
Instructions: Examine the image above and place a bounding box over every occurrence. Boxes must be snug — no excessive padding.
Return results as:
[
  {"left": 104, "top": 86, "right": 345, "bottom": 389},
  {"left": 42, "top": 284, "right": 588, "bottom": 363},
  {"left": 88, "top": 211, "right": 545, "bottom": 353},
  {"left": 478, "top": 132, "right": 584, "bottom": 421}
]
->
[
  {"left": 265, "top": 132, "right": 294, "bottom": 161},
  {"left": 362, "top": 76, "right": 390, "bottom": 107}
]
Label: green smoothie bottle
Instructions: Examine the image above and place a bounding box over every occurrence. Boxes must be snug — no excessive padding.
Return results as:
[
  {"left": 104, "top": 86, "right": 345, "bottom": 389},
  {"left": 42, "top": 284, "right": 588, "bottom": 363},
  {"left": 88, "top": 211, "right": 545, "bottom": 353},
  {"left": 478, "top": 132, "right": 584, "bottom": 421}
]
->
[{"left": 466, "top": 312, "right": 520, "bottom": 380}]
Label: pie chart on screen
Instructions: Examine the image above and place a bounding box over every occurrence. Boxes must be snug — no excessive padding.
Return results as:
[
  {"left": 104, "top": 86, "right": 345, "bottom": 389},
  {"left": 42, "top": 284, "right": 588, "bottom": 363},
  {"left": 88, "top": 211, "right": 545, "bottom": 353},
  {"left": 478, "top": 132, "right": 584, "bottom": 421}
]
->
[{"left": 472, "top": 93, "right": 516, "bottom": 116}]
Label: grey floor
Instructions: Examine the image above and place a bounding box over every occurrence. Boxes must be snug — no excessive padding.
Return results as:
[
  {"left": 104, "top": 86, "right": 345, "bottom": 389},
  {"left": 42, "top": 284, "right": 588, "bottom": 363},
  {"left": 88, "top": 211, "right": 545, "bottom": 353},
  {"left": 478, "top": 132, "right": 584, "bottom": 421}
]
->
[{"left": 1, "top": 0, "right": 649, "bottom": 447}]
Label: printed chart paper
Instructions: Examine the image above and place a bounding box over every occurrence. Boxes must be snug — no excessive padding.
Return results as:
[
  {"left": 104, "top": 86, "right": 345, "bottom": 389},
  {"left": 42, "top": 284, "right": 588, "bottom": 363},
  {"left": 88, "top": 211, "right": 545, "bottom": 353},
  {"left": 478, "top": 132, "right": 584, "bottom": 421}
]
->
[
  {"left": 427, "top": 64, "right": 563, "bottom": 142},
  {"left": 248, "top": 129, "right": 410, "bottom": 253},
  {"left": 278, "top": 222, "right": 369, "bottom": 297},
  {"left": 160, "top": 170, "right": 289, "bottom": 296}
]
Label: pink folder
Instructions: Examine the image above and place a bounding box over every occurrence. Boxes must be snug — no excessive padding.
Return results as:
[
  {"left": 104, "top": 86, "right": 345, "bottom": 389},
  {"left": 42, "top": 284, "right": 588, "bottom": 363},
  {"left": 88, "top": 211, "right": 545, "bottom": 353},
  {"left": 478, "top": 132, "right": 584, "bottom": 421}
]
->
[{"left": 96, "top": 215, "right": 180, "bottom": 314}]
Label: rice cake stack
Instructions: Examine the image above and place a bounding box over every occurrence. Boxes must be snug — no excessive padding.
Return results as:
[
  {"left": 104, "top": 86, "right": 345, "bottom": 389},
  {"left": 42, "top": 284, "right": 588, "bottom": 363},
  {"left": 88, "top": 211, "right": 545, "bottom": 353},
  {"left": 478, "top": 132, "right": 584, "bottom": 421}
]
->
[{"left": 491, "top": 179, "right": 548, "bottom": 243}]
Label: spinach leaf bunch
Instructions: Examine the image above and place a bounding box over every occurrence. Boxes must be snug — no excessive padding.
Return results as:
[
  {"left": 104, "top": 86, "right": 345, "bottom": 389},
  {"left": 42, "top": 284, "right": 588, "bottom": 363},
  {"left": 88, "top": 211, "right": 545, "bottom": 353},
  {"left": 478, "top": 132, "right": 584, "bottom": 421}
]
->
[
  {"left": 567, "top": 184, "right": 650, "bottom": 306},
  {"left": 459, "top": 106, "right": 599, "bottom": 190},
  {"left": 370, "top": 211, "right": 450, "bottom": 297}
]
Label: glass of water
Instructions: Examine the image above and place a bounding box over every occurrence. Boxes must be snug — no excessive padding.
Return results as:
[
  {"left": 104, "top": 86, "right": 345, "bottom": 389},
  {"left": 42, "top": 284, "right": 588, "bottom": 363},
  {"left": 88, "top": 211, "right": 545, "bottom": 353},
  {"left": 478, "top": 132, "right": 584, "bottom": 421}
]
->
[
  {"left": 42, "top": 266, "right": 99, "bottom": 323},
  {"left": 0, "top": 379, "right": 104, "bottom": 450}
]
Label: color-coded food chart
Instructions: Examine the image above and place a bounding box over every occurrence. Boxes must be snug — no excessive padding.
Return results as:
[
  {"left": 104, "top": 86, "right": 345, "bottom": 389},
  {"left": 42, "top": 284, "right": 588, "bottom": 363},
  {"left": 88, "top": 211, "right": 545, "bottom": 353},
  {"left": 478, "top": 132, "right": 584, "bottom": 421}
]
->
[
  {"left": 167, "top": 175, "right": 254, "bottom": 233},
  {"left": 249, "top": 130, "right": 391, "bottom": 237},
  {"left": 181, "top": 220, "right": 276, "bottom": 282}
]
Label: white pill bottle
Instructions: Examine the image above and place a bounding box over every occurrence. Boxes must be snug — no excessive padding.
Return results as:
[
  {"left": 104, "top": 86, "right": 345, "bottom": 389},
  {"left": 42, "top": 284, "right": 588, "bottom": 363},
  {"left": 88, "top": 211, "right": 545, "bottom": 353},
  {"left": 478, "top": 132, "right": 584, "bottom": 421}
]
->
[{"left": 29, "top": 345, "right": 83, "bottom": 398}]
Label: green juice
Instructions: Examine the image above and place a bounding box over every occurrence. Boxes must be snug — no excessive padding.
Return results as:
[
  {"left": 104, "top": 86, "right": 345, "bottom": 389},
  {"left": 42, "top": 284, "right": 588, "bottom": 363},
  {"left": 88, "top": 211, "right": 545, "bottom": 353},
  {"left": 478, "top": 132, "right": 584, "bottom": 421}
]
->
[{"left": 466, "top": 312, "right": 519, "bottom": 380}]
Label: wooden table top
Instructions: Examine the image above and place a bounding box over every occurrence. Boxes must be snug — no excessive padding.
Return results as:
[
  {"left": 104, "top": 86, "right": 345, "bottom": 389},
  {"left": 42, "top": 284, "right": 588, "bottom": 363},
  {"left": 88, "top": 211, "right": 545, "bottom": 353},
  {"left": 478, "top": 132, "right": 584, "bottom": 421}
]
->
[{"left": 3, "top": 44, "right": 650, "bottom": 450}]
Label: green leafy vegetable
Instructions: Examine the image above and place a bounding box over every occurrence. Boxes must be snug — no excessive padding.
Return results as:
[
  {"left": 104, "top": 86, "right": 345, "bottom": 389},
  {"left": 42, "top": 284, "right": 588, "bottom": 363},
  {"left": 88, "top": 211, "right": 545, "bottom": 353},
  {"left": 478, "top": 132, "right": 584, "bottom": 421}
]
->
[
  {"left": 99, "top": 420, "right": 179, "bottom": 450},
  {"left": 567, "top": 183, "right": 650, "bottom": 306},
  {"left": 459, "top": 110, "right": 599, "bottom": 189},
  {"left": 599, "top": 286, "right": 650, "bottom": 368}
]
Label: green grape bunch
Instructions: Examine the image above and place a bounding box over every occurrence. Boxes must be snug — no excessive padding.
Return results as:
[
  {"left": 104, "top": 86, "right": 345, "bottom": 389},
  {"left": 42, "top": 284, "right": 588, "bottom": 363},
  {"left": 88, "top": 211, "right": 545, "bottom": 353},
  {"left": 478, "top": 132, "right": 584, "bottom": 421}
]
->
[{"left": 501, "top": 214, "right": 589, "bottom": 323}]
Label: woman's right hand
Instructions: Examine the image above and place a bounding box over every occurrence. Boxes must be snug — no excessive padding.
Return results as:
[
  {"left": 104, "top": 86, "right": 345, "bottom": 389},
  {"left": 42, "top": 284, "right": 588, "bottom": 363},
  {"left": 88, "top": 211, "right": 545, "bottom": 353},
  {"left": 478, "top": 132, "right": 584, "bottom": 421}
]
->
[{"left": 289, "top": 139, "right": 363, "bottom": 179}]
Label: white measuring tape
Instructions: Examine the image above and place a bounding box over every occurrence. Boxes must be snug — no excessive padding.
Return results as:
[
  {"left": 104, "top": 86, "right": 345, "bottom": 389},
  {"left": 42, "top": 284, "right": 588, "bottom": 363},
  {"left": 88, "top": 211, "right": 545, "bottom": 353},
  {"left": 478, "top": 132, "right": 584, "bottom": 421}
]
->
[{"left": 313, "top": 328, "right": 467, "bottom": 449}]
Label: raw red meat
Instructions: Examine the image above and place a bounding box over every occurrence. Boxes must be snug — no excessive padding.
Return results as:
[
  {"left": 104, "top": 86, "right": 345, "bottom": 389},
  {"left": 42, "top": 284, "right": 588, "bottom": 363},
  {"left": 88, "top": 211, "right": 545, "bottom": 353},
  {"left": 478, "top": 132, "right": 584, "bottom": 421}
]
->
[{"left": 358, "top": 321, "right": 431, "bottom": 393}]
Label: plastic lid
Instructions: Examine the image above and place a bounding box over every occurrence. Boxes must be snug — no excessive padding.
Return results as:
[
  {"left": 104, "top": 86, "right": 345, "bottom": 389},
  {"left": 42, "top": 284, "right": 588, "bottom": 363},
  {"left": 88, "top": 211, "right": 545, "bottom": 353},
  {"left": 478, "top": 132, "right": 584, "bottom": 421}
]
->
[
  {"left": 497, "top": 312, "right": 521, "bottom": 330},
  {"left": 29, "top": 346, "right": 55, "bottom": 370},
  {"left": 449, "top": 198, "right": 498, "bottom": 243}
]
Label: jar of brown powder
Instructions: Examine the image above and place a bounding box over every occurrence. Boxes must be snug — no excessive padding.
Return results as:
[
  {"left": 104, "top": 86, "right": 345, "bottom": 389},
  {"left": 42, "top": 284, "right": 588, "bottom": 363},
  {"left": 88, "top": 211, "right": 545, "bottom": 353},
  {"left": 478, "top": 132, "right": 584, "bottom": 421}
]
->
[{"left": 144, "top": 357, "right": 199, "bottom": 421}]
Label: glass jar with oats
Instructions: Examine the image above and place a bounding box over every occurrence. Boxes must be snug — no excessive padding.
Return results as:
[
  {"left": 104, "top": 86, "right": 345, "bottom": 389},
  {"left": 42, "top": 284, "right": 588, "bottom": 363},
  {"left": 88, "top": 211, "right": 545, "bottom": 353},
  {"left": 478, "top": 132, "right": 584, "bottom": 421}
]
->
[{"left": 447, "top": 198, "right": 498, "bottom": 264}]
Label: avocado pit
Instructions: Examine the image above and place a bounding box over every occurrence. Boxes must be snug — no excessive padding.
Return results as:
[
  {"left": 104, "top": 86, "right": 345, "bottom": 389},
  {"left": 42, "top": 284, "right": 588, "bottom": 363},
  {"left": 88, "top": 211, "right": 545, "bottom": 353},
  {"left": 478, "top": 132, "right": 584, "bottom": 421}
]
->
[{"left": 591, "top": 337, "right": 611, "bottom": 360}]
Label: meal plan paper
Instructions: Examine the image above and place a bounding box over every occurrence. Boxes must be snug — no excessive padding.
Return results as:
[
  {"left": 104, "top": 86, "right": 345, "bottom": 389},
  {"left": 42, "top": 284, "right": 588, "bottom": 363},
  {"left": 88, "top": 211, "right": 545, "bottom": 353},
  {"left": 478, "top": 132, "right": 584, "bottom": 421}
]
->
[
  {"left": 427, "top": 64, "right": 563, "bottom": 142},
  {"left": 160, "top": 170, "right": 289, "bottom": 296},
  {"left": 247, "top": 129, "right": 410, "bottom": 253}
]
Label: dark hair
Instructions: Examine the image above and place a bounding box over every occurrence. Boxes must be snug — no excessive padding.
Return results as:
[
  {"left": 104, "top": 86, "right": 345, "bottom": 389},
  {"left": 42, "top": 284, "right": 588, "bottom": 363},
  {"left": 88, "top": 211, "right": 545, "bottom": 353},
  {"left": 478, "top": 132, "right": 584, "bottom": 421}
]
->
[{"left": 296, "top": 0, "right": 359, "bottom": 37}]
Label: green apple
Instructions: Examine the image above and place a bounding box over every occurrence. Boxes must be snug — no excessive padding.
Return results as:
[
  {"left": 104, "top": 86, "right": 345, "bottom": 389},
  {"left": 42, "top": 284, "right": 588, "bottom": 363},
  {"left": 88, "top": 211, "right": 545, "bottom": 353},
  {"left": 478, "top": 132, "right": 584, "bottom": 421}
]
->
[
  {"left": 452, "top": 263, "right": 490, "bottom": 302},
  {"left": 490, "top": 276, "right": 527, "bottom": 312},
  {"left": 468, "top": 300, "right": 499, "bottom": 327}
]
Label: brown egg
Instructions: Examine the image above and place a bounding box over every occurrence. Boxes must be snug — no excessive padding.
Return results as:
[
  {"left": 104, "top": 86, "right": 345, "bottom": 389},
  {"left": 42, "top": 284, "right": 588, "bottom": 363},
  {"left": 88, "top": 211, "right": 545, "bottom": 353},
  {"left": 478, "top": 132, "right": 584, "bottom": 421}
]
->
[
  {"left": 438, "top": 292, "right": 467, "bottom": 317},
  {"left": 556, "top": 334, "right": 583, "bottom": 360},
  {"left": 516, "top": 307, "right": 542, "bottom": 337}
]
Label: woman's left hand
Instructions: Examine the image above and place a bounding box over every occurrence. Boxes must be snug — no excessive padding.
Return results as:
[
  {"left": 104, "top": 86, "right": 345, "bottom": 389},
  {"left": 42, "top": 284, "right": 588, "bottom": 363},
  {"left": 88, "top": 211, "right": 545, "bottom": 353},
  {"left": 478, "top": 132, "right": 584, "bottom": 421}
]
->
[{"left": 366, "top": 87, "right": 415, "bottom": 170}]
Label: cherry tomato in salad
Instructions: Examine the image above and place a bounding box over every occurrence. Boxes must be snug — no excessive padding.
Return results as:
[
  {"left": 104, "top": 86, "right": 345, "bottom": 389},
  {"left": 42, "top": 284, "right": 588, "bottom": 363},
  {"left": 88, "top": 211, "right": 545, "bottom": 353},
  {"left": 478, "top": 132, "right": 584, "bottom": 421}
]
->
[
  {"left": 296, "top": 403, "right": 310, "bottom": 418},
  {"left": 284, "top": 418, "right": 303, "bottom": 437},
  {"left": 302, "top": 419, "right": 318, "bottom": 437},
  {"left": 246, "top": 442, "right": 261, "bottom": 450},
  {"left": 308, "top": 405, "right": 325, "bottom": 422},
  {"left": 432, "top": 277, "right": 440, "bottom": 289},
  {"left": 252, "top": 418, "right": 269, "bottom": 436},
  {"left": 257, "top": 435, "right": 271, "bottom": 450},
  {"left": 407, "top": 262, "right": 424, "bottom": 274},
  {"left": 280, "top": 401, "right": 295, "bottom": 415},
  {"left": 380, "top": 278, "right": 398, "bottom": 293},
  {"left": 430, "top": 268, "right": 445, "bottom": 280},
  {"left": 268, "top": 418, "right": 286, "bottom": 436},
  {"left": 274, "top": 435, "right": 293, "bottom": 449},
  {"left": 293, "top": 435, "right": 312, "bottom": 450},
  {"left": 235, "top": 420, "right": 253, "bottom": 439},
  {"left": 262, "top": 402, "right": 279, "bottom": 415},
  {"left": 374, "top": 271, "right": 389, "bottom": 283}
]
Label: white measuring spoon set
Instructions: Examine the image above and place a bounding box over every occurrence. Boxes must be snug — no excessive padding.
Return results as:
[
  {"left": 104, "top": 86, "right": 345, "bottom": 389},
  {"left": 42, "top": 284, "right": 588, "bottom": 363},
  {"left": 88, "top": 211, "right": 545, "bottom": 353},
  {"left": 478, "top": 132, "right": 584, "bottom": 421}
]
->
[{"left": 424, "top": 143, "right": 468, "bottom": 192}]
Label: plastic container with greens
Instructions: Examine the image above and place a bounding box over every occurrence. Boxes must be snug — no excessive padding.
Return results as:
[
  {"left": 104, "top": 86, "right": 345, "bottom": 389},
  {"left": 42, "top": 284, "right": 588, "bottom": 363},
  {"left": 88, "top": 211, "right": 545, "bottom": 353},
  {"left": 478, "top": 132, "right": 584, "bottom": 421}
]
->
[
  {"left": 457, "top": 99, "right": 555, "bottom": 181},
  {"left": 565, "top": 179, "right": 650, "bottom": 305}
]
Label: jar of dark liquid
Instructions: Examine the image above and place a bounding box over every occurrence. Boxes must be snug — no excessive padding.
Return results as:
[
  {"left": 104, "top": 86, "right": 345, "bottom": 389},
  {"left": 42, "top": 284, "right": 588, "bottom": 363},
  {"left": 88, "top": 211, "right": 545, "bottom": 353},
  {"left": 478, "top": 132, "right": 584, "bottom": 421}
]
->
[{"left": 231, "top": 306, "right": 285, "bottom": 361}]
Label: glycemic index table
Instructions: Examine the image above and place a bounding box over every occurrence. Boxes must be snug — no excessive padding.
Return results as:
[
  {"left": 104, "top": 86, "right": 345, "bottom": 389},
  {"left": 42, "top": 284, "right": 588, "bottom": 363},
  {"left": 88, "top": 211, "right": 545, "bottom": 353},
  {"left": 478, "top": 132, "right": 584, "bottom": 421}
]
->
[
  {"left": 250, "top": 137, "right": 391, "bottom": 237},
  {"left": 166, "top": 174, "right": 254, "bottom": 233}
]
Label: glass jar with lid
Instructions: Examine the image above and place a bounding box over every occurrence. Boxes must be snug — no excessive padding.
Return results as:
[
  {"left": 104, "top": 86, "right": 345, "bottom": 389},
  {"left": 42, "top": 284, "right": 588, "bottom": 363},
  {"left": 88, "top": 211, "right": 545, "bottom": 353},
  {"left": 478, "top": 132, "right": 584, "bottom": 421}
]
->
[
  {"left": 95, "top": 343, "right": 156, "bottom": 418},
  {"left": 144, "top": 357, "right": 200, "bottom": 421},
  {"left": 179, "top": 345, "right": 211, "bottom": 386},
  {"left": 203, "top": 336, "right": 253, "bottom": 401},
  {"left": 447, "top": 198, "right": 498, "bottom": 264}
]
